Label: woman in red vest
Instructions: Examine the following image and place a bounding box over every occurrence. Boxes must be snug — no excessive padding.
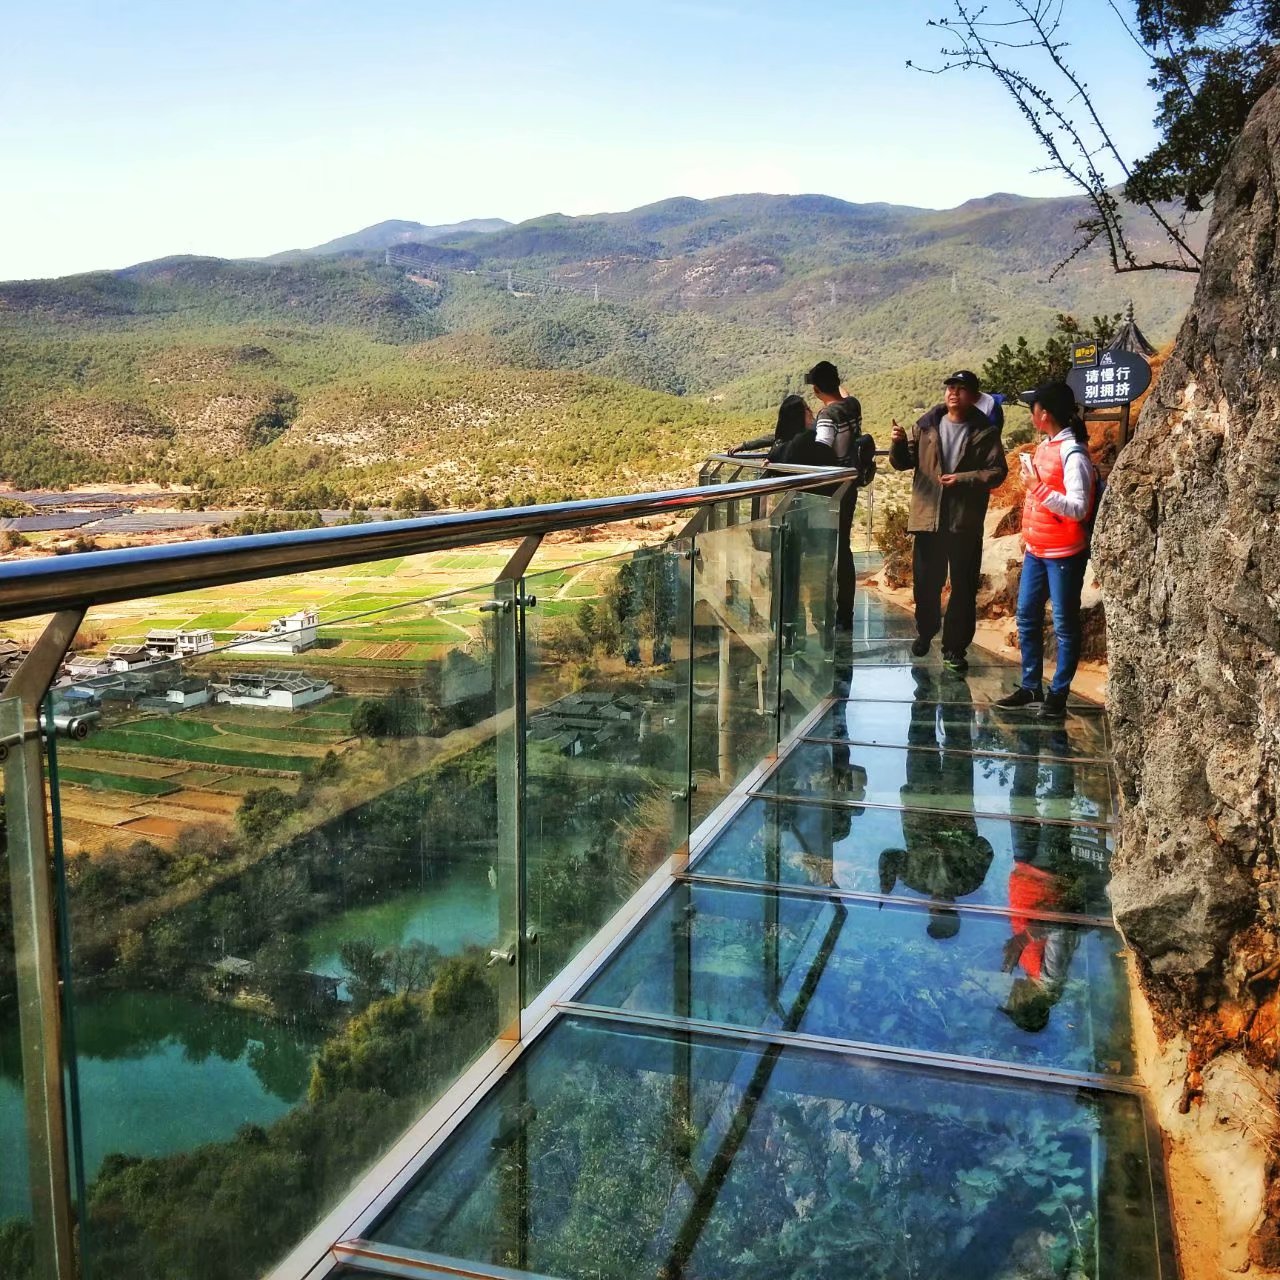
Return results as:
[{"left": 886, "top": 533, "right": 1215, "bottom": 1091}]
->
[{"left": 996, "top": 382, "right": 1098, "bottom": 719}]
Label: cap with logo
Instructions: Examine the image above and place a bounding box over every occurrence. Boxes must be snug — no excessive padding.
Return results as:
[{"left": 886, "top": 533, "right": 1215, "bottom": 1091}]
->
[{"left": 943, "top": 370, "right": 980, "bottom": 392}]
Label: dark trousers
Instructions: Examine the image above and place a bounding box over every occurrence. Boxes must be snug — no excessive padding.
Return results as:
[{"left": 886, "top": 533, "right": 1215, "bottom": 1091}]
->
[
  {"left": 912, "top": 529, "right": 983, "bottom": 656},
  {"left": 835, "top": 485, "right": 858, "bottom": 628}
]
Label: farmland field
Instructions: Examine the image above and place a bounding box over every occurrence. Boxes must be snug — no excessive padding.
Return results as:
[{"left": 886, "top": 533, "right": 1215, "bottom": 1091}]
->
[
  {"left": 55, "top": 766, "right": 180, "bottom": 797},
  {"left": 29, "top": 535, "right": 650, "bottom": 855}
]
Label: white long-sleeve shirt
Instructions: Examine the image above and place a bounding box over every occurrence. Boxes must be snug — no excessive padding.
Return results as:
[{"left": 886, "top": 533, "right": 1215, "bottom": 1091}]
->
[{"left": 1032, "top": 429, "right": 1094, "bottom": 521}]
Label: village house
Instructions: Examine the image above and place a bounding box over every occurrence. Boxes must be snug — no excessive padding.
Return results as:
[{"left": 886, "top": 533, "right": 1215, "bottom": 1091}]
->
[
  {"left": 234, "top": 609, "right": 319, "bottom": 656},
  {"left": 210, "top": 669, "right": 333, "bottom": 710}
]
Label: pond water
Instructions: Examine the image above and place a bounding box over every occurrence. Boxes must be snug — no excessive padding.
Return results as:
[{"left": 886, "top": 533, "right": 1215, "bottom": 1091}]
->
[
  {"left": 302, "top": 859, "right": 498, "bottom": 982},
  {"left": 0, "top": 990, "right": 322, "bottom": 1223},
  {"left": 0, "top": 862, "right": 498, "bottom": 1226}
]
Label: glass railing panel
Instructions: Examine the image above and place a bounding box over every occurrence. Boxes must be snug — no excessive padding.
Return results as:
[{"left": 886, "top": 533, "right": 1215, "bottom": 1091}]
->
[
  {"left": 776, "top": 492, "right": 840, "bottom": 737},
  {"left": 46, "top": 575, "right": 513, "bottom": 1279},
  {"left": 0, "top": 779, "right": 34, "bottom": 1279},
  {"left": 810, "top": 689, "right": 1110, "bottom": 759},
  {"left": 581, "top": 880, "right": 1133, "bottom": 1076},
  {"left": 693, "top": 796, "right": 1114, "bottom": 916},
  {"left": 690, "top": 508, "right": 779, "bottom": 827},
  {"left": 370, "top": 1015, "right": 1164, "bottom": 1280},
  {"left": 760, "top": 741, "right": 1116, "bottom": 826},
  {"left": 521, "top": 543, "right": 692, "bottom": 1004}
]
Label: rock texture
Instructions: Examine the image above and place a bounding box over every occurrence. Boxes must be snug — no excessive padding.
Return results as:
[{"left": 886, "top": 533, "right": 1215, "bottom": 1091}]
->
[{"left": 1094, "top": 80, "right": 1280, "bottom": 1271}]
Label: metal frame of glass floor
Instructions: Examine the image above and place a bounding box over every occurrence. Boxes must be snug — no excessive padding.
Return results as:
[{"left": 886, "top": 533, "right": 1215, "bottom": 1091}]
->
[{"left": 309, "top": 599, "right": 1179, "bottom": 1280}]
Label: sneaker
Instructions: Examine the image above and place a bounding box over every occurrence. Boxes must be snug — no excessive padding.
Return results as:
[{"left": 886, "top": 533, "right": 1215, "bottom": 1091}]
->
[
  {"left": 1038, "top": 690, "right": 1069, "bottom": 719},
  {"left": 910, "top": 636, "right": 931, "bottom": 658},
  {"left": 995, "top": 686, "right": 1043, "bottom": 709},
  {"left": 942, "top": 651, "right": 969, "bottom": 674}
]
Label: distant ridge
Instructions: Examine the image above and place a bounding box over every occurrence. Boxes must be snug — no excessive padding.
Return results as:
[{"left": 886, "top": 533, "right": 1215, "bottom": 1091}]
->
[{"left": 264, "top": 217, "right": 512, "bottom": 263}]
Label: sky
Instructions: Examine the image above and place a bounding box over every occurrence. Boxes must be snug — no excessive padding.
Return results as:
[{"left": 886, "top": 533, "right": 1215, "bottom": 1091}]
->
[{"left": 0, "top": 0, "right": 1165, "bottom": 280}]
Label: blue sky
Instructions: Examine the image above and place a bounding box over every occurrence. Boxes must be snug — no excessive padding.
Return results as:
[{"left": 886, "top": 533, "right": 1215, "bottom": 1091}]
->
[{"left": 1, "top": 0, "right": 1163, "bottom": 279}]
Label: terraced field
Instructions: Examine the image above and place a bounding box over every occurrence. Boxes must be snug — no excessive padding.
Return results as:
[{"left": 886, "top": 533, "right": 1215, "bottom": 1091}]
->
[{"left": 55, "top": 705, "right": 352, "bottom": 853}]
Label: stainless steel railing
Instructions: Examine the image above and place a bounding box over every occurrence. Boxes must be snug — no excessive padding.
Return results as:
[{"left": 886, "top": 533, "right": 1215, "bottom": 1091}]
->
[{"left": 0, "top": 469, "right": 861, "bottom": 623}]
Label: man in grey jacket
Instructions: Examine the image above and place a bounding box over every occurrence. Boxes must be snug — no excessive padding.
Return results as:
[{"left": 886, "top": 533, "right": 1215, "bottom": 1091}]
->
[{"left": 889, "top": 370, "right": 1008, "bottom": 673}]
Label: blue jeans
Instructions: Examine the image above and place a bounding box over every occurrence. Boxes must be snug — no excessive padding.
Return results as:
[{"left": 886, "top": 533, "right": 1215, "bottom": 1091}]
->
[{"left": 1016, "top": 551, "right": 1088, "bottom": 696}]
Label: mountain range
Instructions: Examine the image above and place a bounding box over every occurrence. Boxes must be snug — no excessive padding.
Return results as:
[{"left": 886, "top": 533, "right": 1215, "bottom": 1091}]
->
[{"left": 0, "top": 191, "right": 1201, "bottom": 509}]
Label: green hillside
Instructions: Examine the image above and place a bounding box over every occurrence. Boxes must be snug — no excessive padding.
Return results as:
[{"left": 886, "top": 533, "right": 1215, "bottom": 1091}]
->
[{"left": 0, "top": 190, "right": 1200, "bottom": 505}]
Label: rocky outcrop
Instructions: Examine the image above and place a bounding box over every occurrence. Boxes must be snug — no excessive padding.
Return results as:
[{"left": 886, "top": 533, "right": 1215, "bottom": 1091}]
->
[{"left": 1094, "top": 79, "right": 1280, "bottom": 1272}]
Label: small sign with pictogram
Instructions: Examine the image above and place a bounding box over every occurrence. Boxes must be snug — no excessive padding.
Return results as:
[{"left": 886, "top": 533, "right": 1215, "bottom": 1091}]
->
[{"left": 1066, "top": 348, "right": 1151, "bottom": 409}]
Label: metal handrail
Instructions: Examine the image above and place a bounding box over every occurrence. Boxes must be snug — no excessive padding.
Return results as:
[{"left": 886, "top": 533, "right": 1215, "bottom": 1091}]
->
[{"left": 0, "top": 468, "right": 861, "bottom": 623}]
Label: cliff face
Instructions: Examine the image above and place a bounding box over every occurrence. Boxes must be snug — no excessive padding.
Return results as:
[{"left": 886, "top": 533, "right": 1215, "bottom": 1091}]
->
[{"left": 1094, "top": 80, "right": 1280, "bottom": 1270}]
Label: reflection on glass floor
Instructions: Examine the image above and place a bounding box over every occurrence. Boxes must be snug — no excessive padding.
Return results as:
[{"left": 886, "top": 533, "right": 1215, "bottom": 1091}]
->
[
  {"left": 694, "top": 797, "right": 1113, "bottom": 916},
  {"left": 758, "top": 740, "right": 1116, "bottom": 827},
  {"left": 810, "top": 695, "right": 1111, "bottom": 760},
  {"left": 368, "top": 1019, "right": 1162, "bottom": 1280},
  {"left": 345, "top": 596, "right": 1171, "bottom": 1280},
  {"left": 579, "top": 880, "right": 1133, "bottom": 1077}
]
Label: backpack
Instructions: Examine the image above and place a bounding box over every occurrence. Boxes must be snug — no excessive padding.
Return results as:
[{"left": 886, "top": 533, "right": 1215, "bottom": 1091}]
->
[{"left": 1065, "top": 443, "right": 1105, "bottom": 549}]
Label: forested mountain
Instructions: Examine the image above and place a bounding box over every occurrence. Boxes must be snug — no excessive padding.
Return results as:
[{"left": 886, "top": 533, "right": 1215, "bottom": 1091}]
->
[
  {"left": 263, "top": 217, "right": 513, "bottom": 263},
  {"left": 0, "top": 190, "right": 1200, "bottom": 506}
]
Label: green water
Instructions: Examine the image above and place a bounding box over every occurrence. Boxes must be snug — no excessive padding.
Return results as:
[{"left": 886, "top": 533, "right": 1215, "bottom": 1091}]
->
[
  {"left": 302, "top": 860, "right": 498, "bottom": 979},
  {"left": 0, "top": 864, "right": 497, "bottom": 1226},
  {"left": 0, "top": 990, "right": 322, "bottom": 1223}
]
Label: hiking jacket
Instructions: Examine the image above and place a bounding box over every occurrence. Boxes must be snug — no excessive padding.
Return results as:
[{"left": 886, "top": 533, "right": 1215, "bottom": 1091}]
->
[
  {"left": 1022, "top": 431, "right": 1096, "bottom": 559},
  {"left": 889, "top": 405, "right": 1008, "bottom": 535}
]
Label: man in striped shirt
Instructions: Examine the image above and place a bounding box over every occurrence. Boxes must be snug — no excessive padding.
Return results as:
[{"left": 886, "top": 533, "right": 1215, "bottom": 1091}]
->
[{"left": 805, "top": 360, "right": 867, "bottom": 631}]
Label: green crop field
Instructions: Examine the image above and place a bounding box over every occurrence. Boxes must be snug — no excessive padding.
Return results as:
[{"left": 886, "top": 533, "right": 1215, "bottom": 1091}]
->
[
  {"left": 354, "top": 558, "right": 405, "bottom": 576},
  {"left": 56, "top": 766, "right": 181, "bottom": 796},
  {"left": 70, "top": 728, "right": 313, "bottom": 774},
  {"left": 185, "top": 611, "right": 248, "bottom": 629}
]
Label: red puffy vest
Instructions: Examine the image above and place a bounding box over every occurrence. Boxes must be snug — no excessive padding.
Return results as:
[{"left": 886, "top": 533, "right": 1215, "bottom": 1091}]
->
[{"left": 1021, "top": 435, "right": 1092, "bottom": 559}]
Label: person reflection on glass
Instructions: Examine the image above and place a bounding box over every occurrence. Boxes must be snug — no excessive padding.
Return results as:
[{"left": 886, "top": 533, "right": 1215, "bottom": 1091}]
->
[
  {"left": 778, "top": 641, "right": 868, "bottom": 885},
  {"left": 1000, "top": 722, "right": 1090, "bottom": 1032},
  {"left": 877, "top": 667, "right": 993, "bottom": 936}
]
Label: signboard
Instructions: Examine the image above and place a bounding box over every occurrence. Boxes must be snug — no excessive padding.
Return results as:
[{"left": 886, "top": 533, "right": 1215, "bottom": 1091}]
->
[
  {"left": 1071, "top": 341, "right": 1098, "bottom": 368},
  {"left": 1066, "top": 348, "right": 1152, "bottom": 409}
]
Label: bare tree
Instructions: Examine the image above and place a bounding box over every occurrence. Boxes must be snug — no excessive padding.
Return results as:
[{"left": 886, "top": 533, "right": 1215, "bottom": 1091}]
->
[{"left": 910, "top": 0, "right": 1203, "bottom": 276}]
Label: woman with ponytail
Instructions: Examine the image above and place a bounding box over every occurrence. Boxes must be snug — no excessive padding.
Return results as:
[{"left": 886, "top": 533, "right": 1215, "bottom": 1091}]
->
[{"left": 996, "top": 382, "right": 1098, "bottom": 720}]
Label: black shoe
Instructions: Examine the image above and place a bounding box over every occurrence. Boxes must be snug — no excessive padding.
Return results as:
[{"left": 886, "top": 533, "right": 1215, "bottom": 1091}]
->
[
  {"left": 942, "top": 651, "right": 968, "bottom": 674},
  {"left": 1038, "top": 691, "right": 1068, "bottom": 719},
  {"left": 995, "top": 686, "right": 1043, "bottom": 709},
  {"left": 910, "top": 636, "right": 930, "bottom": 659}
]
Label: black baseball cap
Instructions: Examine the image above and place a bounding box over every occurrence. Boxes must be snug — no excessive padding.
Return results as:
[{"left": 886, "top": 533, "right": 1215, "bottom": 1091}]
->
[
  {"left": 943, "top": 370, "right": 980, "bottom": 392},
  {"left": 804, "top": 361, "right": 841, "bottom": 394},
  {"left": 1019, "top": 381, "right": 1078, "bottom": 424}
]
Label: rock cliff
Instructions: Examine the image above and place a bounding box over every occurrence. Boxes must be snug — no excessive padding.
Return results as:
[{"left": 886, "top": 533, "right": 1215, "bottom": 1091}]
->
[{"left": 1094, "top": 79, "right": 1280, "bottom": 1272}]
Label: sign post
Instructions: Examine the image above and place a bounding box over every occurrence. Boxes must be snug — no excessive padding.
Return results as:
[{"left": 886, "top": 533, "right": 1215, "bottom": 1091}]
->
[{"left": 1066, "top": 348, "right": 1152, "bottom": 450}]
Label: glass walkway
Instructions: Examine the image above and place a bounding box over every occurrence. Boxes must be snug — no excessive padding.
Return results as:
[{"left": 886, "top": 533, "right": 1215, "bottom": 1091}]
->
[
  {"left": 332, "top": 592, "right": 1175, "bottom": 1280},
  {"left": 0, "top": 473, "right": 1177, "bottom": 1280}
]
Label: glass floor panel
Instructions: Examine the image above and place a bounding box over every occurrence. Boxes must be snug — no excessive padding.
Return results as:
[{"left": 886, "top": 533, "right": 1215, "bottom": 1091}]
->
[
  {"left": 839, "top": 665, "right": 1104, "bottom": 709},
  {"left": 759, "top": 741, "right": 1116, "bottom": 826},
  {"left": 841, "top": 639, "right": 1025, "bottom": 667},
  {"left": 810, "top": 691, "right": 1110, "bottom": 759},
  {"left": 580, "top": 881, "right": 1133, "bottom": 1077},
  {"left": 371, "top": 1015, "right": 1164, "bottom": 1280},
  {"left": 692, "top": 796, "right": 1113, "bottom": 917}
]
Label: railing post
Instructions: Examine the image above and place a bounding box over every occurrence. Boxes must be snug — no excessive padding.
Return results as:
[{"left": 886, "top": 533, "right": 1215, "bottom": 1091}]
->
[
  {"left": 493, "top": 538, "right": 540, "bottom": 1039},
  {"left": 3, "top": 608, "right": 83, "bottom": 1280}
]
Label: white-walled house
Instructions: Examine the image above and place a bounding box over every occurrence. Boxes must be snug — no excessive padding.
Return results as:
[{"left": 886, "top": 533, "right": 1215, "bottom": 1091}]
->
[
  {"left": 145, "top": 628, "right": 216, "bottom": 660},
  {"left": 210, "top": 670, "right": 332, "bottom": 710},
  {"left": 235, "top": 610, "right": 319, "bottom": 656}
]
